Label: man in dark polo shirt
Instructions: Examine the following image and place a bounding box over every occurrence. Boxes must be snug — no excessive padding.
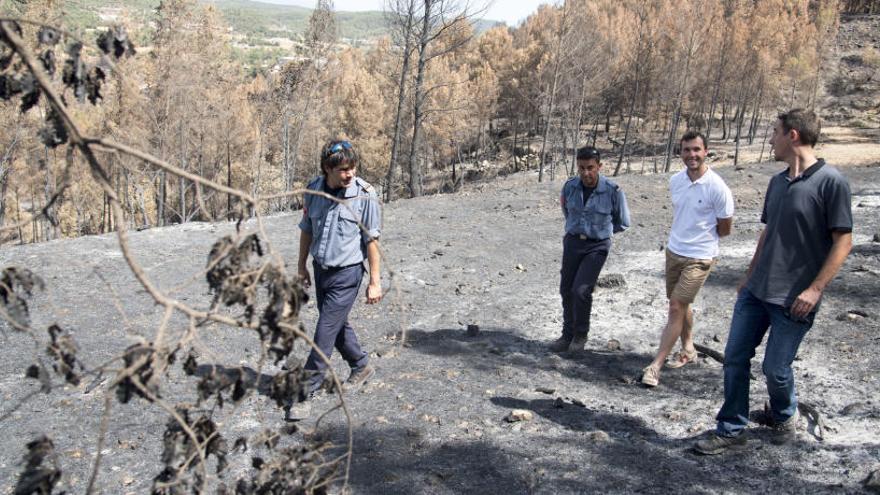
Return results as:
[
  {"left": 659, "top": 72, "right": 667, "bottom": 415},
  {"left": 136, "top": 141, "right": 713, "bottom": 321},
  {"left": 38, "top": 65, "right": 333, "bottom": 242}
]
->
[{"left": 695, "top": 109, "right": 853, "bottom": 454}]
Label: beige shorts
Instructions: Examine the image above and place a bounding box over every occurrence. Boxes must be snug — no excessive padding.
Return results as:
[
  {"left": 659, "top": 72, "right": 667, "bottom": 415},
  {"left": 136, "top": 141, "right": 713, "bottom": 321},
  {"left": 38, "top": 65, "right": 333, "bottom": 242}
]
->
[{"left": 665, "top": 249, "right": 716, "bottom": 303}]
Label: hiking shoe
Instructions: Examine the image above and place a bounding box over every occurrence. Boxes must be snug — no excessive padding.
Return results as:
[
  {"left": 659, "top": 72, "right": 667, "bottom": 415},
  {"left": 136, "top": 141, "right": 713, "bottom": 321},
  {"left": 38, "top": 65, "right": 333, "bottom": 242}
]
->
[
  {"left": 345, "top": 364, "right": 375, "bottom": 389},
  {"left": 641, "top": 366, "right": 660, "bottom": 387},
  {"left": 770, "top": 409, "right": 800, "bottom": 445},
  {"left": 548, "top": 337, "right": 571, "bottom": 352},
  {"left": 666, "top": 348, "right": 697, "bottom": 369},
  {"left": 694, "top": 432, "right": 747, "bottom": 455},
  {"left": 568, "top": 335, "right": 589, "bottom": 352}
]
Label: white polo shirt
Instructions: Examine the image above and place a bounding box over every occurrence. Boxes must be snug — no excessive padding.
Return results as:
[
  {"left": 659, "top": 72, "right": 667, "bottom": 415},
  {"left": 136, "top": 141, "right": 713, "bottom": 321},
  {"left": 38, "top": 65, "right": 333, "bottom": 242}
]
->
[{"left": 667, "top": 167, "right": 734, "bottom": 259}]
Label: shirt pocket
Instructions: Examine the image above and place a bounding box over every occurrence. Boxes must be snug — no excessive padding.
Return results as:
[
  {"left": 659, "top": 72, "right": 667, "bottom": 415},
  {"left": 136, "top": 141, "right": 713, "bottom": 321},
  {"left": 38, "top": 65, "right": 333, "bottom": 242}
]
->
[
  {"left": 337, "top": 202, "right": 363, "bottom": 236},
  {"left": 591, "top": 195, "right": 613, "bottom": 226}
]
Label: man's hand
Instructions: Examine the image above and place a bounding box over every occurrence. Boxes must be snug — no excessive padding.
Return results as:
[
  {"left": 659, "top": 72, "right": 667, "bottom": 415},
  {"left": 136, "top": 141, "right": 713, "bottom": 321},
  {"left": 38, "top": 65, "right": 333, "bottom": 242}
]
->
[
  {"left": 736, "top": 276, "right": 748, "bottom": 294},
  {"left": 298, "top": 265, "right": 311, "bottom": 289},
  {"left": 791, "top": 285, "right": 821, "bottom": 319},
  {"left": 366, "top": 281, "right": 382, "bottom": 304}
]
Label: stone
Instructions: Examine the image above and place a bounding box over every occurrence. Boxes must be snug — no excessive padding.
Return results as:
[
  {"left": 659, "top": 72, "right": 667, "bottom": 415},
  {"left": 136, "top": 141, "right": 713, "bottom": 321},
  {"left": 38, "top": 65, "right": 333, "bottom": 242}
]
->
[
  {"left": 606, "top": 339, "right": 621, "bottom": 351},
  {"left": 535, "top": 387, "right": 555, "bottom": 395},
  {"left": 585, "top": 431, "right": 611, "bottom": 443},
  {"left": 466, "top": 324, "right": 480, "bottom": 336},
  {"left": 505, "top": 409, "right": 534, "bottom": 422},
  {"left": 664, "top": 410, "right": 684, "bottom": 421},
  {"left": 687, "top": 423, "right": 706, "bottom": 434},
  {"left": 597, "top": 273, "right": 626, "bottom": 289}
]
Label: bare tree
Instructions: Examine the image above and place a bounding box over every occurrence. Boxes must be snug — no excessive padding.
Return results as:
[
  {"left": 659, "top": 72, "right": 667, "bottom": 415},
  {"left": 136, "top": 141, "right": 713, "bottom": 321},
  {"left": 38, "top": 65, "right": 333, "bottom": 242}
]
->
[
  {"left": 384, "top": 0, "right": 418, "bottom": 202},
  {"left": 537, "top": 0, "right": 571, "bottom": 183},
  {"left": 405, "top": 0, "right": 485, "bottom": 198}
]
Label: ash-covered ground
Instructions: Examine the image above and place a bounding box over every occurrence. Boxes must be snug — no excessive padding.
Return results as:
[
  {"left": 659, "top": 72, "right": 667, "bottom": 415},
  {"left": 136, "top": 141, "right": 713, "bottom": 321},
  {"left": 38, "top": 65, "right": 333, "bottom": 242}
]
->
[{"left": 1, "top": 152, "right": 879, "bottom": 494}]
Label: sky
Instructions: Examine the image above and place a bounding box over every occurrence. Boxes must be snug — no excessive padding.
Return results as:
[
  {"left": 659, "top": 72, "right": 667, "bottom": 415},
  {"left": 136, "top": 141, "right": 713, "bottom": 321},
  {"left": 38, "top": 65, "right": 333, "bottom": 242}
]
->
[{"left": 256, "top": 0, "right": 551, "bottom": 27}]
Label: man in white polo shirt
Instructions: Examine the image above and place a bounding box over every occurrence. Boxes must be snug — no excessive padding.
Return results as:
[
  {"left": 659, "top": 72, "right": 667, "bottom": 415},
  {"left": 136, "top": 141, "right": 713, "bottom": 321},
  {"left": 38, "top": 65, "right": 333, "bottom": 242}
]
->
[{"left": 642, "top": 131, "right": 734, "bottom": 387}]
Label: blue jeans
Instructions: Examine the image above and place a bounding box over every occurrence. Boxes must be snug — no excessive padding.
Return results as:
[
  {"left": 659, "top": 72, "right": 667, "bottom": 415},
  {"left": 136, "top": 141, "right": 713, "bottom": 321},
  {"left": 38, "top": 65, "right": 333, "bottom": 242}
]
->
[{"left": 716, "top": 288, "right": 815, "bottom": 437}]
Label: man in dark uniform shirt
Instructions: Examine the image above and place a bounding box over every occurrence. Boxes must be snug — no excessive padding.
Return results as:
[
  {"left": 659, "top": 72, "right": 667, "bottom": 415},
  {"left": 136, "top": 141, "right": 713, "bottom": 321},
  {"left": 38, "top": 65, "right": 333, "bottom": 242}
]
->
[
  {"left": 289, "top": 139, "right": 382, "bottom": 419},
  {"left": 551, "top": 146, "right": 631, "bottom": 352}
]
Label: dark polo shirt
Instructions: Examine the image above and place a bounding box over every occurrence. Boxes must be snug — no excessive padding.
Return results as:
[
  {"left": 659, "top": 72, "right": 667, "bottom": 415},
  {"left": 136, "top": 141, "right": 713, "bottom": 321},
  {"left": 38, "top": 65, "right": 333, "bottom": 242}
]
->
[{"left": 747, "top": 159, "right": 852, "bottom": 310}]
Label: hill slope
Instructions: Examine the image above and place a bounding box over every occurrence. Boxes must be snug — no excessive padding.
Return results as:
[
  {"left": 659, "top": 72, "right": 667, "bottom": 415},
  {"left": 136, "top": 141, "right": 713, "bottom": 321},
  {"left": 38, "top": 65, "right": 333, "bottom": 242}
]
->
[{"left": 1, "top": 155, "right": 878, "bottom": 493}]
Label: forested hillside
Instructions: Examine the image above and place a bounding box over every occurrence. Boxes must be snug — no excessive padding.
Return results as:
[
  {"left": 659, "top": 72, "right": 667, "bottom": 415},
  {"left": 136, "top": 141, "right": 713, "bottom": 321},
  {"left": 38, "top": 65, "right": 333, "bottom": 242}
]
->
[
  {"left": 32, "top": 0, "right": 387, "bottom": 41},
  {"left": 1, "top": 0, "right": 878, "bottom": 244}
]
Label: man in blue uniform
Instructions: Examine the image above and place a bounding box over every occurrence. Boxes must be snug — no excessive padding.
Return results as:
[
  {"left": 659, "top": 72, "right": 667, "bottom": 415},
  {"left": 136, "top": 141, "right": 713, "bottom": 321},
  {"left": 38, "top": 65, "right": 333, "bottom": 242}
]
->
[
  {"left": 550, "top": 146, "right": 631, "bottom": 352},
  {"left": 695, "top": 109, "right": 853, "bottom": 453},
  {"left": 290, "top": 139, "right": 382, "bottom": 419}
]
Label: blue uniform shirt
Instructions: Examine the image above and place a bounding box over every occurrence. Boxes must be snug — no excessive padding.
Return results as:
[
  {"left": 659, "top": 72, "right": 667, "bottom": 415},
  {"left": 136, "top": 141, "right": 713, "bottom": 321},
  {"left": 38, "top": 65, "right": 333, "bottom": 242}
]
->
[
  {"left": 299, "top": 176, "right": 381, "bottom": 268},
  {"left": 560, "top": 175, "right": 630, "bottom": 239}
]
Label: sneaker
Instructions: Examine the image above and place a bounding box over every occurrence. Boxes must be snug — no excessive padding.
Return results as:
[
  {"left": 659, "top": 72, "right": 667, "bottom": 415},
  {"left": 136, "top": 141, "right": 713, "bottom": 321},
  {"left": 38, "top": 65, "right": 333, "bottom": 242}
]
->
[
  {"left": 666, "top": 348, "right": 697, "bottom": 369},
  {"left": 641, "top": 366, "right": 660, "bottom": 387},
  {"left": 693, "top": 432, "right": 748, "bottom": 455},
  {"left": 568, "top": 335, "right": 589, "bottom": 352},
  {"left": 769, "top": 409, "right": 800, "bottom": 445},
  {"left": 345, "top": 364, "right": 375, "bottom": 389},
  {"left": 548, "top": 337, "right": 571, "bottom": 352}
]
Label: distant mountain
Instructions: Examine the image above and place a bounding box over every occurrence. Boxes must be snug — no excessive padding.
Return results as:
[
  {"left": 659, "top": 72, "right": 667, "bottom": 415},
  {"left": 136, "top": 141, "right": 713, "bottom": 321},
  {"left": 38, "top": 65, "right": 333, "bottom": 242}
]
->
[{"left": 57, "top": 0, "right": 502, "bottom": 42}]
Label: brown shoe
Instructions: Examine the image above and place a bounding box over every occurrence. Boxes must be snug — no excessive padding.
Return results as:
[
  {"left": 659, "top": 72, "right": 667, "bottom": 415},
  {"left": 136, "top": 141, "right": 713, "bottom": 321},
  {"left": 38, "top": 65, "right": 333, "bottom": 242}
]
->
[
  {"left": 345, "top": 364, "right": 375, "bottom": 389},
  {"left": 770, "top": 409, "right": 800, "bottom": 445},
  {"left": 694, "top": 432, "right": 748, "bottom": 455}
]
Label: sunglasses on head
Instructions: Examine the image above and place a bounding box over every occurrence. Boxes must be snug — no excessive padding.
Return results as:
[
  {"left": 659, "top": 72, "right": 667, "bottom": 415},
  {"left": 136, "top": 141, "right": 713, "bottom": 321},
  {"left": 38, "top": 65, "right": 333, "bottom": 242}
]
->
[{"left": 328, "top": 141, "right": 353, "bottom": 154}]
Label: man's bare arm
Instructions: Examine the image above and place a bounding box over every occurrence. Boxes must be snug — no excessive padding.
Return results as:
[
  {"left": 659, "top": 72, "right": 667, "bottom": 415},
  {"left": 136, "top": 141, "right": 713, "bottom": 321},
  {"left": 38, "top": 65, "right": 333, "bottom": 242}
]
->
[
  {"left": 365, "top": 239, "right": 382, "bottom": 304},
  {"left": 298, "top": 231, "right": 312, "bottom": 288}
]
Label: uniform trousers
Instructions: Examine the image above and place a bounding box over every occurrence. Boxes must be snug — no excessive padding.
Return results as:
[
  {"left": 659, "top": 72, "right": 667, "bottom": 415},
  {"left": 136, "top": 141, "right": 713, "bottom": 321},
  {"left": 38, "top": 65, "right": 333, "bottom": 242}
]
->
[
  {"left": 560, "top": 234, "right": 611, "bottom": 341},
  {"left": 303, "top": 262, "right": 369, "bottom": 393}
]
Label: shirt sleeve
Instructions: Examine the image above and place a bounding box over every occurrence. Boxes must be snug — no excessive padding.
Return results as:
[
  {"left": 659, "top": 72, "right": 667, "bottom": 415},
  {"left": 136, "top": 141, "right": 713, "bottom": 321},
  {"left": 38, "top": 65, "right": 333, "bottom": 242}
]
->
[
  {"left": 560, "top": 186, "right": 567, "bottom": 219},
  {"left": 360, "top": 190, "right": 382, "bottom": 243},
  {"left": 825, "top": 174, "right": 853, "bottom": 232},
  {"left": 760, "top": 178, "right": 775, "bottom": 225},
  {"left": 298, "top": 197, "right": 313, "bottom": 233},
  {"left": 613, "top": 188, "right": 631, "bottom": 233},
  {"left": 714, "top": 182, "right": 735, "bottom": 219}
]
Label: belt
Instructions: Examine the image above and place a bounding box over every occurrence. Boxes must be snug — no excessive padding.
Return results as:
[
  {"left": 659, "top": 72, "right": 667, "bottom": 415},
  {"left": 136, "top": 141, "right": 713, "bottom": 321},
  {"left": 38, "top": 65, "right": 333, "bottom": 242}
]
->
[
  {"left": 567, "top": 233, "right": 605, "bottom": 242},
  {"left": 315, "top": 261, "right": 363, "bottom": 271}
]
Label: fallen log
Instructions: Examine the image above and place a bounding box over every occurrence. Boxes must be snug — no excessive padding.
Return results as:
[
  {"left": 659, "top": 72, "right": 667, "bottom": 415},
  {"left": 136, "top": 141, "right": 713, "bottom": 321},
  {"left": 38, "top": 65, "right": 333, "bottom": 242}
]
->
[{"left": 694, "top": 343, "right": 725, "bottom": 364}]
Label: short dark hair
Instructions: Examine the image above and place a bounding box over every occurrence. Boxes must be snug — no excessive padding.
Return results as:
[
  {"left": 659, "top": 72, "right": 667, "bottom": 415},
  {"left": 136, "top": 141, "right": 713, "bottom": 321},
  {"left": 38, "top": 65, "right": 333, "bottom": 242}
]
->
[
  {"left": 576, "top": 146, "right": 601, "bottom": 162},
  {"left": 778, "top": 109, "right": 820, "bottom": 147},
  {"left": 320, "top": 140, "right": 358, "bottom": 175},
  {"left": 680, "top": 130, "right": 707, "bottom": 149}
]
